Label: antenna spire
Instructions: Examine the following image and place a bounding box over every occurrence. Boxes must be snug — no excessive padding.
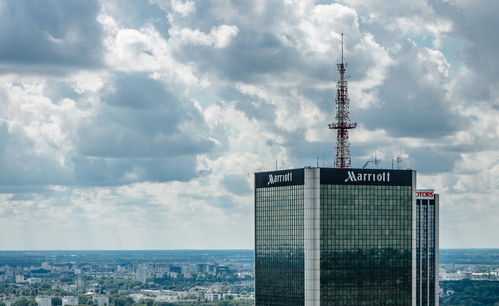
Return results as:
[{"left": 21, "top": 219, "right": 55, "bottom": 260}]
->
[
  {"left": 341, "top": 33, "right": 344, "bottom": 65},
  {"left": 328, "top": 33, "right": 357, "bottom": 168}
]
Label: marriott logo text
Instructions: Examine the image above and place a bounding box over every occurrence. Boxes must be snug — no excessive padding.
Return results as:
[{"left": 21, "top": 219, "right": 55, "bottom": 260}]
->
[
  {"left": 268, "top": 172, "right": 293, "bottom": 185},
  {"left": 345, "top": 171, "right": 391, "bottom": 183}
]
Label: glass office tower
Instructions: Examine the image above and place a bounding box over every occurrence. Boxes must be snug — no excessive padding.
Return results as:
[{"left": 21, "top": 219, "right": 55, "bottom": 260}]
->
[
  {"left": 255, "top": 167, "right": 417, "bottom": 306},
  {"left": 416, "top": 190, "right": 439, "bottom": 306}
]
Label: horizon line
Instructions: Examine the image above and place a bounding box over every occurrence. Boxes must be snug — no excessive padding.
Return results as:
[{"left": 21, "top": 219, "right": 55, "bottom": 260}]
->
[{"left": 0, "top": 248, "right": 497, "bottom": 251}]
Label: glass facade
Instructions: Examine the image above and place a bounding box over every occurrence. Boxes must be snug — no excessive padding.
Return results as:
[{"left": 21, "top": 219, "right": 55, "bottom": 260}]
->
[
  {"left": 416, "top": 196, "right": 439, "bottom": 306},
  {"left": 255, "top": 168, "right": 417, "bottom": 306},
  {"left": 255, "top": 184, "right": 305, "bottom": 305},
  {"left": 320, "top": 184, "right": 413, "bottom": 305}
]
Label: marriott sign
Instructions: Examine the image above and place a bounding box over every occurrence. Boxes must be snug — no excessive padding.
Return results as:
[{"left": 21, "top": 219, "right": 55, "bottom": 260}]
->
[
  {"left": 255, "top": 168, "right": 413, "bottom": 188},
  {"left": 345, "top": 171, "right": 391, "bottom": 183},
  {"left": 267, "top": 172, "right": 293, "bottom": 186}
]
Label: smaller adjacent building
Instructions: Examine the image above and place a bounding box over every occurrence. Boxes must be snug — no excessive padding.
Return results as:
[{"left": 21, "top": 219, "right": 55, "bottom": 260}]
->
[{"left": 416, "top": 189, "right": 439, "bottom": 306}]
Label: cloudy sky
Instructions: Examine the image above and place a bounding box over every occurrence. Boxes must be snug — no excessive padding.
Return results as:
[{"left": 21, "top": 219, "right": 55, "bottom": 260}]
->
[{"left": 0, "top": 0, "right": 498, "bottom": 250}]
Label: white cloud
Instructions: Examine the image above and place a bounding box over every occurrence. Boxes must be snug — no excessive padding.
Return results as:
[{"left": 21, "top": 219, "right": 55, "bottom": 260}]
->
[
  {"left": 170, "top": 0, "right": 195, "bottom": 17},
  {"left": 169, "top": 24, "right": 239, "bottom": 48},
  {"left": 1, "top": 0, "right": 499, "bottom": 249}
]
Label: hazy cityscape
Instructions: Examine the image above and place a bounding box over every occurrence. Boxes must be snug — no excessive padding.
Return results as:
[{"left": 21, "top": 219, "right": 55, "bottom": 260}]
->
[
  {"left": 0, "top": 251, "right": 254, "bottom": 306},
  {"left": 1, "top": 250, "right": 499, "bottom": 305}
]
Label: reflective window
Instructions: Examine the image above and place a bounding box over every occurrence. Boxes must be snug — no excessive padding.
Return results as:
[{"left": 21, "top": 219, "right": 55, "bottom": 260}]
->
[
  {"left": 320, "top": 185, "right": 413, "bottom": 306},
  {"left": 255, "top": 185, "right": 305, "bottom": 305},
  {"left": 417, "top": 198, "right": 438, "bottom": 306}
]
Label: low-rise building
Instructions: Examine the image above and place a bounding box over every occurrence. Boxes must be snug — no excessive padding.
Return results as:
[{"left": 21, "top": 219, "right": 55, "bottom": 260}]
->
[
  {"left": 205, "top": 293, "right": 221, "bottom": 302},
  {"left": 92, "top": 295, "right": 109, "bottom": 306},
  {"left": 35, "top": 295, "right": 52, "bottom": 306},
  {"left": 28, "top": 278, "right": 41, "bottom": 284},
  {"left": 3, "top": 299, "right": 16, "bottom": 306},
  {"left": 15, "top": 275, "right": 25, "bottom": 283},
  {"left": 62, "top": 296, "right": 78, "bottom": 306}
]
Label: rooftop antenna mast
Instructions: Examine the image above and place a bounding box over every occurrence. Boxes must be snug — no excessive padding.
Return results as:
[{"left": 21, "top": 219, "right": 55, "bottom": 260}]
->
[
  {"left": 396, "top": 146, "right": 403, "bottom": 169},
  {"left": 329, "top": 33, "right": 357, "bottom": 168}
]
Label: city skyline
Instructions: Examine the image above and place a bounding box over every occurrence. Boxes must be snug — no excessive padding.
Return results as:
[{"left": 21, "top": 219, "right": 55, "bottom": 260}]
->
[{"left": 0, "top": 0, "right": 498, "bottom": 250}]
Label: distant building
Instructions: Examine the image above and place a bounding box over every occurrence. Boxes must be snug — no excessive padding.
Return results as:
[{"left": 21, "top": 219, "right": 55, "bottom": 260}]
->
[
  {"left": 129, "top": 294, "right": 144, "bottom": 303},
  {"left": 35, "top": 295, "right": 52, "bottom": 306},
  {"left": 196, "top": 264, "right": 208, "bottom": 273},
  {"left": 15, "top": 274, "right": 25, "bottom": 283},
  {"left": 214, "top": 266, "right": 230, "bottom": 275},
  {"left": 154, "top": 295, "right": 177, "bottom": 303},
  {"left": 167, "top": 272, "right": 179, "bottom": 279},
  {"left": 62, "top": 296, "right": 78, "bottom": 306},
  {"left": 205, "top": 293, "right": 221, "bottom": 302},
  {"left": 169, "top": 266, "right": 182, "bottom": 274},
  {"left": 28, "top": 278, "right": 41, "bottom": 284},
  {"left": 76, "top": 278, "right": 85, "bottom": 292},
  {"left": 136, "top": 264, "right": 146, "bottom": 284},
  {"left": 92, "top": 295, "right": 109, "bottom": 306},
  {"left": 208, "top": 265, "right": 217, "bottom": 273}
]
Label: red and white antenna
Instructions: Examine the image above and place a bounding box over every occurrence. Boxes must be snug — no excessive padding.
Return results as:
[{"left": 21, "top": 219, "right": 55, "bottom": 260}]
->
[{"left": 328, "top": 33, "right": 356, "bottom": 168}]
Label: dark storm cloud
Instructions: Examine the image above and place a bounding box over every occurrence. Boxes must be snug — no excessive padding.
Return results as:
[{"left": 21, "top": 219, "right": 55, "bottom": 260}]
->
[
  {"left": 0, "top": 0, "right": 103, "bottom": 69},
  {"left": 77, "top": 73, "right": 214, "bottom": 158}
]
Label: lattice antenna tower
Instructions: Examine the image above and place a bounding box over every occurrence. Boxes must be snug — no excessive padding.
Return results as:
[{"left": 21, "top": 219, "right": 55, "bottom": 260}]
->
[{"left": 328, "top": 33, "right": 357, "bottom": 168}]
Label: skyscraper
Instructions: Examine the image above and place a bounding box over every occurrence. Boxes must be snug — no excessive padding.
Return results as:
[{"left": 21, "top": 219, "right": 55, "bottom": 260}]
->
[
  {"left": 416, "top": 190, "right": 439, "bottom": 306},
  {"left": 255, "top": 167, "right": 417, "bottom": 305}
]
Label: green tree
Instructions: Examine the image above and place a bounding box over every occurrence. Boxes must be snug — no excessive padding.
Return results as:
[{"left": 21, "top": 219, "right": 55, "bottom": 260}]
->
[
  {"left": 110, "top": 295, "right": 133, "bottom": 306},
  {"left": 77, "top": 294, "right": 96, "bottom": 306},
  {"left": 52, "top": 297, "right": 62, "bottom": 306},
  {"left": 12, "top": 297, "right": 37, "bottom": 306}
]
